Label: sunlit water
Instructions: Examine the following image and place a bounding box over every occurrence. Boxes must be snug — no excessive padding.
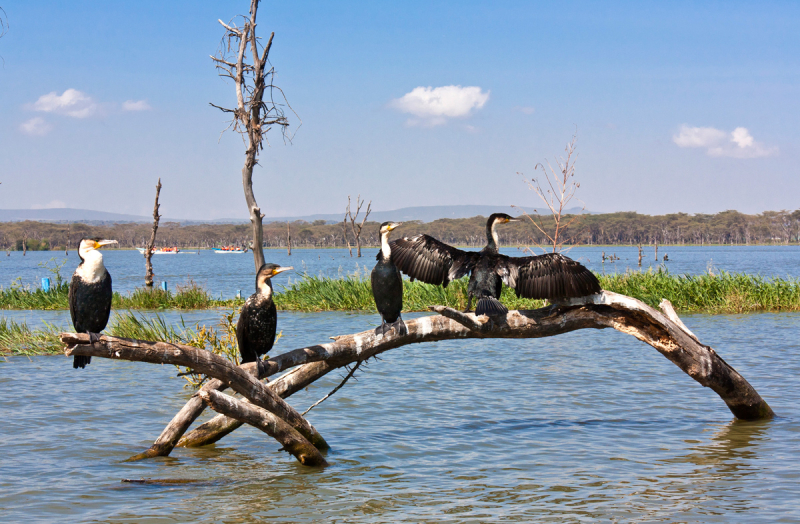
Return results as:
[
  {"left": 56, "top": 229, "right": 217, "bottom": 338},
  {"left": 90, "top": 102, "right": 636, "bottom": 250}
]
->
[
  {"left": 3, "top": 245, "right": 800, "bottom": 299},
  {"left": 2, "top": 311, "right": 799, "bottom": 522}
]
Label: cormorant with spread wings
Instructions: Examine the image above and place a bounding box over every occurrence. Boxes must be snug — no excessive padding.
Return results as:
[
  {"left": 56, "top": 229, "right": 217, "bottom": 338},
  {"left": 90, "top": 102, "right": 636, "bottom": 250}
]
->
[{"left": 389, "top": 213, "right": 601, "bottom": 316}]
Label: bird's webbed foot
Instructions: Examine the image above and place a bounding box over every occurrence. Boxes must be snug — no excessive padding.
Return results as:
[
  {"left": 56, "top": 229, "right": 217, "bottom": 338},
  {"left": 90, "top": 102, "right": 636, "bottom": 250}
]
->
[{"left": 88, "top": 332, "right": 101, "bottom": 344}]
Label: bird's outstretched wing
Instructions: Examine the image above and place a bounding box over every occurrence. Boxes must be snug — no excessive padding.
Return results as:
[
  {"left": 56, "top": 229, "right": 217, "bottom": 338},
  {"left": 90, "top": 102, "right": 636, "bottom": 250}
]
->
[
  {"left": 389, "top": 234, "right": 479, "bottom": 287},
  {"left": 498, "top": 252, "right": 601, "bottom": 299}
]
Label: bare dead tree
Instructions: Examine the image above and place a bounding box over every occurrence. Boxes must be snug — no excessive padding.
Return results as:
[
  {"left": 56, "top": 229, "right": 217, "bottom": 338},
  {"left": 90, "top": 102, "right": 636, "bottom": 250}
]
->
[
  {"left": 62, "top": 290, "right": 774, "bottom": 467},
  {"left": 65, "top": 223, "right": 70, "bottom": 256},
  {"left": 515, "top": 132, "right": 584, "bottom": 253},
  {"left": 346, "top": 194, "right": 371, "bottom": 257},
  {"left": 286, "top": 222, "right": 291, "bottom": 255},
  {"left": 144, "top": 179, "right": 162, "bottom": 288},
  {"left": 342, "top": 199, "right": 353, "bottom": 257},
  {"left": 22, "top": 230, "right": 26, "bottom": 255},
  {"left": 210, "top": 0, "right": 297, "bottom": 273}
]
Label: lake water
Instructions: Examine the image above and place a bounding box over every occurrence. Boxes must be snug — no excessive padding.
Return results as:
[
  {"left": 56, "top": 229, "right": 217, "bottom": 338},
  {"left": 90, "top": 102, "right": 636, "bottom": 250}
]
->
[
  {"left": 2, "top": 245, "right": 800, "bottom": 300},
  {"left": 1, "top": 310, "right": 799, "bottom": 522}
]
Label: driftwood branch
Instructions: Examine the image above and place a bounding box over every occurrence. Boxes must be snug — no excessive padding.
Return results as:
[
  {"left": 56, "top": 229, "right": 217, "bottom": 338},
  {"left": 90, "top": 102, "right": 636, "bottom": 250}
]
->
[
  {"left": 92, "top": 290, "right": 777, "bottom": 464},
  {"left": 60, "top": 333, "right": 329, "bottom": 454},
  {"left": 144, "top": 178, "right": 162, "bottom": 288},
  {"left": 197, "top": 389, "right": 327, "bottom": 466}
]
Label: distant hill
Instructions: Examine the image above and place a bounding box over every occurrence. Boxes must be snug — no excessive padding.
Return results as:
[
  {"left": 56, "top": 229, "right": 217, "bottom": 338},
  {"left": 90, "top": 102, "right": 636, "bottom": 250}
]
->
[{"left": 0, "top": 205, "right": 591, "bottom": 225}]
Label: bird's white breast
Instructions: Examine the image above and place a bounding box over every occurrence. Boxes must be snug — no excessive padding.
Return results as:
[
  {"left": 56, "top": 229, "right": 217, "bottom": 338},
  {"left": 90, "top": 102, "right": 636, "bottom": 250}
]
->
[{"left": 75, "top": 251, "right": 106, "bottom": 283}]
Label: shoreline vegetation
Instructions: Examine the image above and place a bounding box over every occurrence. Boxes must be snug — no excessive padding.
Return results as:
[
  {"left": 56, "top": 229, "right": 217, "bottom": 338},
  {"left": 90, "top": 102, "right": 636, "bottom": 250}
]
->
[
  {"left": 2, "top": 208, "right": 800, "bottom": 251},
  {"left": 3, "top": 270, "right": 800, "bottom": 357}
]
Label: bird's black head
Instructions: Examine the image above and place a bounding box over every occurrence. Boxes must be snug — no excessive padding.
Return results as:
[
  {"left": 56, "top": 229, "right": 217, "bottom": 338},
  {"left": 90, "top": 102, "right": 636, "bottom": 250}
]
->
[
  {"left": 488, "top": 213, "right": 519, "bottom": 225},
  {"left": 379, "top": 221, "right": 402, "bottom": 234},
  {"left": 256, "top": 263, "right": 294, "bottom": 293}
]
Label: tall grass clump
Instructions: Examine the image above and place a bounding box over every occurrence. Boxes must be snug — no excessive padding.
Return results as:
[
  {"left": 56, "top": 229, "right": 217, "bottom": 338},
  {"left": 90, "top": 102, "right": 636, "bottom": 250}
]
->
[
  {"left": 108, "top": 309, "right": 254, "bottom": 387},
  {"left": 600, "top": 269, "right": 800, "bottom": 313},
  {"left": 0, "top": 318, "right": 63, "bottom": 356}
]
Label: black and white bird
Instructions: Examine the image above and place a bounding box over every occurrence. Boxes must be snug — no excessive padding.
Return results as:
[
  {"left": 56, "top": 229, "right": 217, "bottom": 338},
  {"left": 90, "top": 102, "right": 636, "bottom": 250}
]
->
[
  {"left": 236, "top": 263, "right": 292, "bottom": 364},
  {"left": 371, "top": 221, "right": 407, "bottom": 336},
  {"left": 390, "top": 213, "right": 601, "bottom": 316},
  {"left": 69, "top": 238, "right": 117, "bottom": 369}
]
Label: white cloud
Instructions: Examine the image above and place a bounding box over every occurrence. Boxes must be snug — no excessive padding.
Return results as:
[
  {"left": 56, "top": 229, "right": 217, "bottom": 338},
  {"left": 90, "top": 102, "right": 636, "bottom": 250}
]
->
[
  {"left": 31, "top": 200, "right": 67, "bottom": 209},
  {"left": 515, "top": 106, "right": 535, "bottom": 115},
  {"left": 33, "top": 88, "right": 98, "bottom": 118},
  {"left": 19, "top": 117, "right": 53, "bottom": 136},
  {"left": 390, "top": 85, "right": 489, "bottom": 126},
  {"left": 122, "top": 99, "right": 151, "bottom": 111},
  {"left": 673, "top": 124, "right": 777, "bottom": 159}
]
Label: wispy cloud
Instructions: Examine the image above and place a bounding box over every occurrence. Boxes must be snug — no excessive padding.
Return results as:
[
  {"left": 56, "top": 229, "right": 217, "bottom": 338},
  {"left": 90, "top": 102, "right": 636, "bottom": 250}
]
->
[
  {"left": 31, "top": 199, "right": 67, "bottom": 209},
  {"left": 515, "top": 106, "right": 535, "bottom": 115},
  {"left": 122, "top": 99, "right": 151, "bottom": 111},
  {"left": 33, "top": 88, "right": 98, "bottom": 118},
  {"left": 390, "top": 85, "right": 489, "bottom": 126},
  {"left": 19, "top": 117, "right": 53, "bottom": 136},
  {"left": 673, "top": 125, "right": 777, "bottom": 158}
]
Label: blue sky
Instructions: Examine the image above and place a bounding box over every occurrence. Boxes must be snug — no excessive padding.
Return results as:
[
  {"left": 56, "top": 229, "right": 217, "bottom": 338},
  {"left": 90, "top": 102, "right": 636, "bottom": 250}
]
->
[{"left": 0, "top": 1, "right": 797, "bottom": 220}]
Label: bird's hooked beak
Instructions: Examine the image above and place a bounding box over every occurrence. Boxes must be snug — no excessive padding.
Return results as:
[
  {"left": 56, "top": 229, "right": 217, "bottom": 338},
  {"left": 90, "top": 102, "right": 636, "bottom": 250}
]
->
[
  {"left": 505, "top": 217, "right": 520, "bottom": 223},
  {"left": 94, "top": 239, "right": 118, "bottom": 249},
  {"left": 388, "top": 222, "right": 402, "bottom": 231},
  {"left": 271, "top": 266, "right": 293, "bottom": 277}
]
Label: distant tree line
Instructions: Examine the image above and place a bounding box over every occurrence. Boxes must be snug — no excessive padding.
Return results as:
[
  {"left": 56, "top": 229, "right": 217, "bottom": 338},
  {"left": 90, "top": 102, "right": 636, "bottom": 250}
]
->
[{"left": 2, "top": 209, "right": 800, "bottom": 251}]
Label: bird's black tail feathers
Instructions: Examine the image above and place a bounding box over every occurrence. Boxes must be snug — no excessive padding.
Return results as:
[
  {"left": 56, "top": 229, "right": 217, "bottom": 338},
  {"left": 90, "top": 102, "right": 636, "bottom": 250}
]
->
[
  {"left": 73, "top": 355, "right": 91, "bottom": 369},
  {"left": 475, "top": 296, "right": 508, "bottom": 317}
]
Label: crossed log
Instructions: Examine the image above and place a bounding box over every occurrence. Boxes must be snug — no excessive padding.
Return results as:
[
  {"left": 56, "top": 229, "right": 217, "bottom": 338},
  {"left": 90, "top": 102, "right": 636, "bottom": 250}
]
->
[{"left": 61, "top": 291, "right": 774, "bottom": 467}]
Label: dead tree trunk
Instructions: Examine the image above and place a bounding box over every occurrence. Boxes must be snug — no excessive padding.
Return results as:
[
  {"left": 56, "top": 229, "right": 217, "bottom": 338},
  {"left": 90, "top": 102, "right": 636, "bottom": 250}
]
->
[
  {"left": 144, "top": 178, "right": 162, "bottom": 288},
  {"left": 61, "top": 290, "right": 774, "bottom": 467},
  {"left": 66, "top": 224, "right": 70, "bottom": 256},
  {"left": 22, "top": 231, "right": 27, "bottom": 255},
  {"left": 346, "top": 194, "right": 371, "bottom": 257},
  {"left": 286, "top": 223, "right": 291, "bottom": 255},
  {"left": 210, "top": 1, "right": 294, "bottom": 274},
  {"left": 197, "top": 389, "right": 327, "bottom": 466},
  {"left": 342, "top": 199, "right": 353, "bottom": 256},
  {"left": 638, "top": 244, "right": 642, "bottom": 267}
]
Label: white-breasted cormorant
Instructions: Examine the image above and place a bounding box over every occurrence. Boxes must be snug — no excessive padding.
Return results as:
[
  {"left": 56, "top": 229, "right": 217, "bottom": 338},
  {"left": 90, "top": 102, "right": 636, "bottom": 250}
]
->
[
  {"left": 389, "top": 213, "right": 601, "bottom": 316},
  {"left": 69, "top": 238, "right": 117, "bottom": 369},
  {"left": 236, "top": 263, "right": 292, "bottom": 363},
  {"left": 371, "top": 221, "right": 407, "bottom": 336}
]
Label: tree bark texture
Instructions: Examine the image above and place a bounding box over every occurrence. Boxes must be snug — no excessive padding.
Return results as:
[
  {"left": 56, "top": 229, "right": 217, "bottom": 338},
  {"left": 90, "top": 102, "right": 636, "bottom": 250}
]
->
[
  {"left": 144, "top": 178, "right": 162, "bottom": 288},
  {"left": 62, "top": 291, "right": 774, "bottom": 465},
  {"left": 197, "top": 389, "right": 328, "bottom": 466},
  {"left": 61, "top": 332, "right": 329, "bottom": 453}
]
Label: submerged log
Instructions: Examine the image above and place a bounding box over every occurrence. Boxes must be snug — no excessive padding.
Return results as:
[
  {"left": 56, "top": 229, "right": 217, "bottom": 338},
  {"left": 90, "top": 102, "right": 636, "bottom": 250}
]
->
[
  {"left": 197, "top": 389, "right": 327, "bottom": 467},
  {"left": 61, "top": 333, "right": 329, "bottom": 453},
  {"left": 62, "top": 290, "right": 774, "bottom": 465}
]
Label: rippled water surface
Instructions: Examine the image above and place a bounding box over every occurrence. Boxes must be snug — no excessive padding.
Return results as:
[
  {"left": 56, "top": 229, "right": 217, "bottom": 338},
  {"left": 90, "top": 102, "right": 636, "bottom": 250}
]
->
[
  {"left": 2, "top": 311, "right": 799, "bottom": 522},
  {"left": 3, "top": 245, "right": 800, "bottom": 299}
]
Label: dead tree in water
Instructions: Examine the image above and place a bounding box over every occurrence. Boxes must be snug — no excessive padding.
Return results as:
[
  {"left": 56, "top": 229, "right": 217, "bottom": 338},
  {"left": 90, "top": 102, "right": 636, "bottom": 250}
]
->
[
  {"left": 62, "top": 290, "right": 774, "bottom": 468},
  {"left": 286, "top": 223, "right": 291, "bottom": 255},
  {"left": 342, "top": 206, "right": 353, "bottom": 256},
  {"left": 210, "top": 0, "right": 297, "bottom": 273},
  {"left": 144, "top": 178, "right": 162, "bottom": 288},
  {"left": 346, "top": 194, "right": 371, "bottom": 257}
]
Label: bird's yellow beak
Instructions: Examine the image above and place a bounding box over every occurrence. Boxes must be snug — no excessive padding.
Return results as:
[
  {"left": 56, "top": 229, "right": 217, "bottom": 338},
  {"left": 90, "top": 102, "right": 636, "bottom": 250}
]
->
[
  {"left": 94, "top": 239, "right": 118, "bottom": 249},
  {"left": 388, "top": 222, "right": 402, "bottom": 231},
  {"left": 272, "top": 266, "right": 293, "bottom": 276}
]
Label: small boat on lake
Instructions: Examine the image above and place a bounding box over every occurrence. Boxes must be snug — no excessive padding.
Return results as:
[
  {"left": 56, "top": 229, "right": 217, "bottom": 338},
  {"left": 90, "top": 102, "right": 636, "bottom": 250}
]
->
[
  {"left": 213, "top": 246, "right": 248, "bottom": 254},
  {"left": 137, "top": 247, "right": 180, "bottom": 255}
]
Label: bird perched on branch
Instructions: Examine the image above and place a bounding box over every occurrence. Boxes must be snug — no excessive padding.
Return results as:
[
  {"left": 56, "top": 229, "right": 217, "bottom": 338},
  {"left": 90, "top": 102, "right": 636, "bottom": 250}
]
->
[
  {"left": 389, "top": 213, "right": 601, "bottom": 316},
  {"left": 371, "top": 221, "right": 407, "bottom": 336},
  {"left": 69, "top": 238, "right": 117, "bottom": 369},
  {"left": 237, "top": 263, "right": 293, "bottom": 363}
]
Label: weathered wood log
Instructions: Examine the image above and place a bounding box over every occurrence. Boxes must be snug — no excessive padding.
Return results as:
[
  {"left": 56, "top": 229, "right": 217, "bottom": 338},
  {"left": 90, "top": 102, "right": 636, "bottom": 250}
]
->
[
  {"left": 197, "top": 390, "right": 328, "bottom": 467},
  {"left": 61, "top": 334, "right": 329, "bottom": 452},
  {"left": 175, "top": 291, "right": 774, "bottom": 449}
]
